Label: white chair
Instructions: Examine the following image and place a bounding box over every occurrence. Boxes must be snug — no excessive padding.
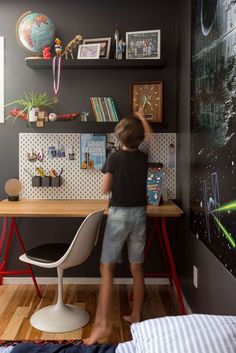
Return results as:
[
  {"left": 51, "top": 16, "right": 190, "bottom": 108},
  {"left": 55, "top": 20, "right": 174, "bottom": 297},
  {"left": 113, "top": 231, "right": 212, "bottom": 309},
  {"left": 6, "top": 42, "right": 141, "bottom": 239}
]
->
[{"left": 19, "top": 209, "right": 104, "bottom": 333}]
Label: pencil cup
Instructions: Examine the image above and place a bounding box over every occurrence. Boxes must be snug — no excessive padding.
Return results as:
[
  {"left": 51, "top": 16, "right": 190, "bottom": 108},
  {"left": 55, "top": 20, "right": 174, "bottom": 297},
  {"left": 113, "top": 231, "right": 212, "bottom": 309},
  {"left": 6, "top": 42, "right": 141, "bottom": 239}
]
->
[
  {"left": 32, "top": 176, "right": 42, "bottom": 187},
  {"left": 42, "top": 176, "right": 51, "bottom": 187},
  {"left": 51, "top": 176, "right": 62, "bottom": 187}
]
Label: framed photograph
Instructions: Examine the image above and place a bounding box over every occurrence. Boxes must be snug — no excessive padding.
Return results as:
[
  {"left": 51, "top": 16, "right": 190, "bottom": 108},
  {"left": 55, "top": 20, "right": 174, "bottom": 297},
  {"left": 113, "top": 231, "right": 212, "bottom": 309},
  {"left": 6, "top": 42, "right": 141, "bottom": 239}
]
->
[
  {"left": 77, "top": 43, "right": 100, "bottom": 59},
  {"left": 126, "top": 29, "right": 161, "bottom": 59},
  {"left": 82, "top": 37, "right": 111, "bottom": 59},
  {"left": 130, "top": 81, "right": 163, "bottom": 122}
]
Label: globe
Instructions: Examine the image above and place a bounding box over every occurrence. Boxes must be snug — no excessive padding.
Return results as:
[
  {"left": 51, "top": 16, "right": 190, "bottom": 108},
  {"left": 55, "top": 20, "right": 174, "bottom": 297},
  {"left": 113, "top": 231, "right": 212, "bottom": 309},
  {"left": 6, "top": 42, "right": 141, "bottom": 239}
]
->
[{"left": 16, "top": 11, "right": 56, "bottom": 55}]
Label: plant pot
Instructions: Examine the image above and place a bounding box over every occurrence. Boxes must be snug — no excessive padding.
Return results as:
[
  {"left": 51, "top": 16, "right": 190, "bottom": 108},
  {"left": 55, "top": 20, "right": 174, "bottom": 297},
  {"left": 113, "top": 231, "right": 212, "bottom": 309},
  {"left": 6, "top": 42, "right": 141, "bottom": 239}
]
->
[{"left": 28, "top": 107, "right": 39, "bottom": 122}]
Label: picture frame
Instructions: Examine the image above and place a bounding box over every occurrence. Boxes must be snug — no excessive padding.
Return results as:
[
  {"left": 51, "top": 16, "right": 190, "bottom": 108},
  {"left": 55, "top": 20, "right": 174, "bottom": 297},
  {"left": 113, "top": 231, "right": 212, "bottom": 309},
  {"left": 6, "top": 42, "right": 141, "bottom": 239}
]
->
[
  {"left": 77, "top": 43, "right": 100, "bottom": 59},
  {"left": 0, "top": 37, "right": 4, "bottom": 123},
  {"left": 126, "top": 29, "right": 161, "bottom": 59},
  {"left": 82, "top": 37, "right": 111, "bottom": 59},
  {"left": 130, "top": 81, "right": 163, "bottom": 122}
]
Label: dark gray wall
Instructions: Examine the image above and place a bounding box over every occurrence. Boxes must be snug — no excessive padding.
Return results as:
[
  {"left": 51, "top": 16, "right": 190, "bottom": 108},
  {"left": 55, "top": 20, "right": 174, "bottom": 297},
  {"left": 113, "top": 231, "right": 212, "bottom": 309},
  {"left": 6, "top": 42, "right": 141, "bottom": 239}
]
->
[
  {"left": 0, "top": 0, "right": 177, "bottom": 276},
  {"left": 2, "top": 0, "right": 235, "bottom": 315},
  {"left": 176, "top": 0, "right": 236, "bottom": 314}
]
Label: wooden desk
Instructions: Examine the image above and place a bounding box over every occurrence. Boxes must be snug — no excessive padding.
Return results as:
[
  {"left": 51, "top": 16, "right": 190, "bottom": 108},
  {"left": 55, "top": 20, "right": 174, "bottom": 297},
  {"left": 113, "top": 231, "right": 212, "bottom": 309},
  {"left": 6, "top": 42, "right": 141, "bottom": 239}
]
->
[
  {"left": 0, "top": 199, "right": 185, "bottom": 313},
  {"left": 0, "top": 199, "right": 183, "bottom": 218}
]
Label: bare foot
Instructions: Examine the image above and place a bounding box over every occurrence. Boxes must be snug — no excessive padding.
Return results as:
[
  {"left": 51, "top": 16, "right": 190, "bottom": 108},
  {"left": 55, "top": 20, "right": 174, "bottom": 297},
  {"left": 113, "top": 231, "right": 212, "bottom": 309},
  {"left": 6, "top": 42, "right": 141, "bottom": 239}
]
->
[
  {"left": 123, "top": 314, "right": 142, "bottom": 324},
  {"left": 83, "top": 323, "right": 113, "bottom": 345}
]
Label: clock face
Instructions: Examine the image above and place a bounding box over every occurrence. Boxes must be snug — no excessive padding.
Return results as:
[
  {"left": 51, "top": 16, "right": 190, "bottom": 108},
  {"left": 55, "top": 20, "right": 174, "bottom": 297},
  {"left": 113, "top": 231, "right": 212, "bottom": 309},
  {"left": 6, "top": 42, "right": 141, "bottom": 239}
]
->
[{"left": 131, "top": 82, "right": 163, "bottom": 122}]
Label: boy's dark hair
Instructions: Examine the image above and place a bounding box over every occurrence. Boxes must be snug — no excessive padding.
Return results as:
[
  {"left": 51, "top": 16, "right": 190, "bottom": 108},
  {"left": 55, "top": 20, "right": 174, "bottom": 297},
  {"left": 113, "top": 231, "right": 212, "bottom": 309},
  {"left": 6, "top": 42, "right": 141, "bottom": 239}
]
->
[{"left": 115, "top": 116, "right": 145, "bottom": 149}]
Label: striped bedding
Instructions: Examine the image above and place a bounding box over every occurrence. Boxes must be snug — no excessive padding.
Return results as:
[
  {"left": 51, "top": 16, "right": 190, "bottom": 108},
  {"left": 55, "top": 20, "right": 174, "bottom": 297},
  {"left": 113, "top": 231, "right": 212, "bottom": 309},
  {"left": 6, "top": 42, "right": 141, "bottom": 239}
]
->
[
  {"left": 1, "top": 315, "right": 235, "bottom": 353},
  {"left": 116, "top": 314, "right": 236, "bottom": 353}
]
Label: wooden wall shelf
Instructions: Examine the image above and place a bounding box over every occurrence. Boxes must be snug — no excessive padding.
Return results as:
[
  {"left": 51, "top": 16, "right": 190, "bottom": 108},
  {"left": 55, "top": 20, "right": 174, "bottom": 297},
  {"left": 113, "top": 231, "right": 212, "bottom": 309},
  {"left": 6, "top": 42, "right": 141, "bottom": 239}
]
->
[
  {"left": 25, "top": 58, "right": 166, "bottom": 70},
  {"left": 27, "top": 121, "right": 169, "bottom": 133}
]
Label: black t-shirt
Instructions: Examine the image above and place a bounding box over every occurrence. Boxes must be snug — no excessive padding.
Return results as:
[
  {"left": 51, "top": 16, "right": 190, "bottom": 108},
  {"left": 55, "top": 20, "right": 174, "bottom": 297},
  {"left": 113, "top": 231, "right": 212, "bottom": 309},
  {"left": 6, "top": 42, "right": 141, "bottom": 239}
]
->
[{"left": 102, "top": 149, "right": 148, "bottom": 207}]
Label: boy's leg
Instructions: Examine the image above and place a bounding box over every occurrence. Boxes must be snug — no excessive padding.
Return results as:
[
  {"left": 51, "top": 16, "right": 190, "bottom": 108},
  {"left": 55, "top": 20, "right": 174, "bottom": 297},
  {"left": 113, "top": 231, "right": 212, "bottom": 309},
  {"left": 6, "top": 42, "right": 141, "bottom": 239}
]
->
[
  {"left": 84, "top": 262, "right": 115, "bottom": 345},
  {"left": 123, "top": 262, "right": 145, "bottom": 323}
]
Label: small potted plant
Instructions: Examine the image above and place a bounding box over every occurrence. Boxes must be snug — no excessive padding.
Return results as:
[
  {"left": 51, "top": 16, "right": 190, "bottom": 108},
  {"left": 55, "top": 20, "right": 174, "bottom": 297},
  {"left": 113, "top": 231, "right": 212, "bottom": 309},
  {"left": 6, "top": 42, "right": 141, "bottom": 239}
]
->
[{"left": 5, "top": 92, "right": 59, "bottom": 124}]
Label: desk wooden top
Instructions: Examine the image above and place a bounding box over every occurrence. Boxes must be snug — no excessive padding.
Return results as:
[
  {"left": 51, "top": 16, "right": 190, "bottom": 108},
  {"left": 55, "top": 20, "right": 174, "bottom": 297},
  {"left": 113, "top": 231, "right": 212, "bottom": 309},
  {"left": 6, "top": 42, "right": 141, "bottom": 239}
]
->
[{"left": 0, "top": 199, "right": 184, "bottom": 218}]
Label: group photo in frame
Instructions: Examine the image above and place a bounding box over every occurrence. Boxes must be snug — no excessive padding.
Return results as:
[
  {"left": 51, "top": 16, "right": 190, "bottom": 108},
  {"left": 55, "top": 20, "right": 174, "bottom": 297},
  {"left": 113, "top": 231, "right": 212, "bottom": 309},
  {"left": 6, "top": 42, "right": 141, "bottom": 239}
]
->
[
  {"left": 77, "top": 43, "right": 100, "bottom": 59},
  {"left": 126, "top": 29, "right": 161, "bottom": 59},
  {"left": 82, "top": 37, "right": 111, "bottom": 59}
]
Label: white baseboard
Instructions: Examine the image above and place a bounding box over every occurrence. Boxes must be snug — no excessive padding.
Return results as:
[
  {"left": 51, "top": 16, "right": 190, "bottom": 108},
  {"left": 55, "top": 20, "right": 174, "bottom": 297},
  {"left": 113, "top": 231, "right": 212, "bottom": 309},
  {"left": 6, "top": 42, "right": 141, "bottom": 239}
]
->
[{"left": 2, "top": 277, "right": 170, "bottom": 285}]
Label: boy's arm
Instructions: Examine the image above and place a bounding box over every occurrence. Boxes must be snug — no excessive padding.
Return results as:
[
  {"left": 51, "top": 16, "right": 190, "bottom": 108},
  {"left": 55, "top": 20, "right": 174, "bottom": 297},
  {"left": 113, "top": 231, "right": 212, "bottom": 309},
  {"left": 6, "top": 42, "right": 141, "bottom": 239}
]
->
[
  {"left": 101, "top": 172, "right": 113, "bottom": 193},
  {"left": 134, "top": 107, "right": 153, "bottom": 136}
]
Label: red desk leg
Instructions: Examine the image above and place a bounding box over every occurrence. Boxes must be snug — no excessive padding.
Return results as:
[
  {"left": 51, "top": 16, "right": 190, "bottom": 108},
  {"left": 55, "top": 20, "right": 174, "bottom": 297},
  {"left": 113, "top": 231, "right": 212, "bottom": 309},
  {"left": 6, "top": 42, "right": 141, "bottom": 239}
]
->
[
  {"left": 161, "top": 217, "right": 186, "bottom": 314},
  {"left": 0, "top": 217, "right": 41, "bottom": 298},
  {"left": 144, "top": 219, "right": 172, "bottom": 280}
]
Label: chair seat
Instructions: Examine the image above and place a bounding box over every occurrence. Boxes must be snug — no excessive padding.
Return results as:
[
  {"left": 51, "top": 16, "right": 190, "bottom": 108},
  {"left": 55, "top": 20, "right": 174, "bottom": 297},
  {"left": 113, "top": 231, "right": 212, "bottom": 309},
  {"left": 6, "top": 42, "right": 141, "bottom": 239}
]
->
[{"left": 26, "top": 243, "right": 70, "bottom": 263}]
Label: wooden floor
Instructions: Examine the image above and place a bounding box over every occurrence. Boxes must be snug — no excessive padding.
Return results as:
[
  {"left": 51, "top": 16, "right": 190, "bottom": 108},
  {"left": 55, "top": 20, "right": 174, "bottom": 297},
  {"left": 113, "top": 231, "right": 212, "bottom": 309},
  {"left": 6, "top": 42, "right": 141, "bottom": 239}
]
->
[{"left": 0, "top": 284, "right": 179, "bottom": 344}]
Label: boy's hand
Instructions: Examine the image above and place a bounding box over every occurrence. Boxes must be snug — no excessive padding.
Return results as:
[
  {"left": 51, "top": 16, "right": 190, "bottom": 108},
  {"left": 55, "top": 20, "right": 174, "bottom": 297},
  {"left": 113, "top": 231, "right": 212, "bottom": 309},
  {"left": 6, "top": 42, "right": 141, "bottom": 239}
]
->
[
  {"left": 134, "top": 107, "right": 145, "bottom": 120},
  {"left": 134, "top": 107, "right": 153, "bottom": 135}
]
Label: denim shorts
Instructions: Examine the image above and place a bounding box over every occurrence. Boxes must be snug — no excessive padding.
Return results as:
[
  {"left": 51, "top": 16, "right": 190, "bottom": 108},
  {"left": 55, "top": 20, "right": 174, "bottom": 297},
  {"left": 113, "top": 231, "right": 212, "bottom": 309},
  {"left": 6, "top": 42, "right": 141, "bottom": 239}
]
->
[{"left": 100, "top": 206, "right": 146, "bottom": 264}]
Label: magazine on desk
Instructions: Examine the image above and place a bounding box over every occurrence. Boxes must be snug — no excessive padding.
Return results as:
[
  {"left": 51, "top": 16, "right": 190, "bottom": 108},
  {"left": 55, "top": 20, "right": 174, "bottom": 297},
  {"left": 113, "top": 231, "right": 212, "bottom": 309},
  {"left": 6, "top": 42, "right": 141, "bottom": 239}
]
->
[{"left": 80, "top": 133, "right": 106, "bottom": 170}]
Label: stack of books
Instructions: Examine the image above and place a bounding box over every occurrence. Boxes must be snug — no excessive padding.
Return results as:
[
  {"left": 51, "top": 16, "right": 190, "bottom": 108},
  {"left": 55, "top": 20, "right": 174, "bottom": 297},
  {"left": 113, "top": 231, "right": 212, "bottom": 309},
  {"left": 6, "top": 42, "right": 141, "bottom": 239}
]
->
[{"left": 90, "top": 97, "right": 119, "bottom": 122}]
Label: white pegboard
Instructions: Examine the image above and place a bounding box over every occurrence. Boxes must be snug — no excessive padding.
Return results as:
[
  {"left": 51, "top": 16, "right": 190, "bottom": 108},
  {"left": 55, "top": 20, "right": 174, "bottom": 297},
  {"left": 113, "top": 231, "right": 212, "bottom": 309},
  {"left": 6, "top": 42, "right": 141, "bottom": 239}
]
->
[{"left": 19, "top": 133, "right": 176, "bottom": 199}]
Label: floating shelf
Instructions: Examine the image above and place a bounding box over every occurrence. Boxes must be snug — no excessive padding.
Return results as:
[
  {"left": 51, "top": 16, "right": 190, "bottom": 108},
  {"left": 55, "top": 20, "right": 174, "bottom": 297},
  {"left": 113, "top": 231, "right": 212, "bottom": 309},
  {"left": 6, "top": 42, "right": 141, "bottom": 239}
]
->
[
  {"left": 23, "top": 121, "right": 168, "bottom": 133},
  {"left": 25, "top": 58, "right": 166, "bottom": 70}
]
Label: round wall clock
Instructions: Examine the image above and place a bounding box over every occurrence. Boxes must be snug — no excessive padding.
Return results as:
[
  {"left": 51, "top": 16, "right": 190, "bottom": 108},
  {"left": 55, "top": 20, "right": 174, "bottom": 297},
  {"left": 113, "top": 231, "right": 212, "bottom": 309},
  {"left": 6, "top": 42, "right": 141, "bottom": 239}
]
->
[{"left": 130, "top": 81, "right": 163, "bottom": 122}]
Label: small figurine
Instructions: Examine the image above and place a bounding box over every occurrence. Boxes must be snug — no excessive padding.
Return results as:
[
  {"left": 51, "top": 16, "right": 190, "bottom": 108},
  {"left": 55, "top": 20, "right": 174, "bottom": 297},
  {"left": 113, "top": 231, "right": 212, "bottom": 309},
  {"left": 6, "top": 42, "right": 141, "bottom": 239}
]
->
[
  {"left": 81, "top": 111, "right": 89, "bottom": 122},
  {"left": 114, "top": 27, "right": 120, "bottom": 59},
  {"left": 42, "top": 46, "right": 51, "bottom": 59},
  {"left": 54, "top": 37, "right": 63, "bottom": 57},
  {"left": 117, "top": 38, "right": 126, "bottom": 59},
  {"left": 62, "top": 34, "right": 83, "bottom": 59}
]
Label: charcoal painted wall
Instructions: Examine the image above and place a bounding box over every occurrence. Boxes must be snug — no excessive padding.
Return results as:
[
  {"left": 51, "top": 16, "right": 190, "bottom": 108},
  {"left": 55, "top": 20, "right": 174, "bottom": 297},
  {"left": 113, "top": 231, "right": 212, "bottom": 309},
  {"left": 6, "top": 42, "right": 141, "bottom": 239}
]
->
[
  {"left": 176, "top": 0, "right": 236, "bottom": 314},
  {"left": 0, "top": 0, "right": 177, "bottom": 277}
]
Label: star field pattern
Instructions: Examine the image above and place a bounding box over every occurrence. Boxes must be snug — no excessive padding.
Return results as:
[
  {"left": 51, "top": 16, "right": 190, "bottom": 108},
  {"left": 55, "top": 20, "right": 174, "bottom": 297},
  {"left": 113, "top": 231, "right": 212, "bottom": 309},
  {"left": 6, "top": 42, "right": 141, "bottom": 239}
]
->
[{"left": 191, "top": 0, "right": 236, "bottom": 277}]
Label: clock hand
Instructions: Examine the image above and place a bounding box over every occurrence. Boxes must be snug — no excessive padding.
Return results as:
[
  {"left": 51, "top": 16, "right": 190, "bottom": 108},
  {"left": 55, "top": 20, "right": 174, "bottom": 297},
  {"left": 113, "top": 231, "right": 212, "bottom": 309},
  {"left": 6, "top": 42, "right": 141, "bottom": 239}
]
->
[
  {"left": 147, "top": 92, "right": 158, "bottom": 100},
  {"left": 142, "top": 95, "right": 147, "bottom": 108},
  {"left": 146, "top": 100, "right": 153, "bottom": 111},
  {"left": 147, "top": 93, "right": 154, "bottom": 100},
  {"left": 142, "top": 95, "right": 153, "bottom": 111},
  {"left": 144, "top": 95, "right": 153, "bottom": 107}
]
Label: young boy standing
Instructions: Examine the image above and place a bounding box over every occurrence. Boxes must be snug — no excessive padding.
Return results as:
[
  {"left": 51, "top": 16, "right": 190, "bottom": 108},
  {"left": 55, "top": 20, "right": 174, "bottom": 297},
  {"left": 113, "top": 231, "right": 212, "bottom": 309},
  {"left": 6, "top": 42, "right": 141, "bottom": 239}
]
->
[{"left": 84, "top": 108, "right": 151, "bottom": 345}]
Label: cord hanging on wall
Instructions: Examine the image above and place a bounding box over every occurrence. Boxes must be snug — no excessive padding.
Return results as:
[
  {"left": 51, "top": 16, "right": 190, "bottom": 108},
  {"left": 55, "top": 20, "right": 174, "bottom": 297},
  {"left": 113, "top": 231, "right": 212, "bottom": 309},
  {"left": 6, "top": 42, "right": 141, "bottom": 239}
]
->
[{"left": 52, "top": 56, "right": 62, "bottom": 96}]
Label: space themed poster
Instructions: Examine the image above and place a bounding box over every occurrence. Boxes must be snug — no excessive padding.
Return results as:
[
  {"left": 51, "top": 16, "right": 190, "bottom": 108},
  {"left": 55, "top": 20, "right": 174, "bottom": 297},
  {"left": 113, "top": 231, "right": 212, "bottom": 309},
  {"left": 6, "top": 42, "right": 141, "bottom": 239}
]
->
[{"left": 190, "top": 0, "right": 236, "bottom": 277}]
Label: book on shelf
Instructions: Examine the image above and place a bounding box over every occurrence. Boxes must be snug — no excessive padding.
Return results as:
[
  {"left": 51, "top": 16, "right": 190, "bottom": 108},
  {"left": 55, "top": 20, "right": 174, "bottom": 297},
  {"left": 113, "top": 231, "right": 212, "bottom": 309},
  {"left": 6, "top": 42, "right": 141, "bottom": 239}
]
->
[
  {"left": 90, "top": 97, "right": 119, "bottom": 122},
  {"left": 80, "top": 133, "right": 106, "bottom": 170}
]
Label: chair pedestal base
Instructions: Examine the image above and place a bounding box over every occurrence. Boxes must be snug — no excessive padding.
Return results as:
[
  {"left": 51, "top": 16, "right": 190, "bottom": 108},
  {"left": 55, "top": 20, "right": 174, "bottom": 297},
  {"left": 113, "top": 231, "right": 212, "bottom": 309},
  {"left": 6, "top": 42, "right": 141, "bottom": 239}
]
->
[{"left": 30, "top": 303, "right": 90, "bottom": 333}]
